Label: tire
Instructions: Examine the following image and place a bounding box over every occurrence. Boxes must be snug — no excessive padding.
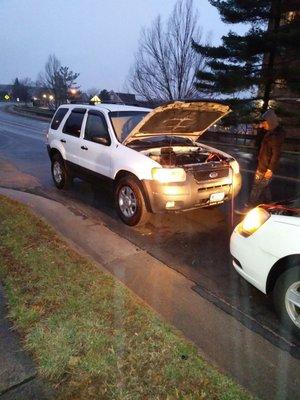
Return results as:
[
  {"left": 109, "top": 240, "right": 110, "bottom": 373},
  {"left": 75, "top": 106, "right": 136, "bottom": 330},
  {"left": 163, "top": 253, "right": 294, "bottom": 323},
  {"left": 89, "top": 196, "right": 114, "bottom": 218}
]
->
[
  {"left": 114, "top": 176, "right": 149, "bottom": 226},
  {"left": 51, "top": 153, "right": 72, "bottom": 189},
  {"left": 273, "top": 266, "right": 300, "bottom": 338}
]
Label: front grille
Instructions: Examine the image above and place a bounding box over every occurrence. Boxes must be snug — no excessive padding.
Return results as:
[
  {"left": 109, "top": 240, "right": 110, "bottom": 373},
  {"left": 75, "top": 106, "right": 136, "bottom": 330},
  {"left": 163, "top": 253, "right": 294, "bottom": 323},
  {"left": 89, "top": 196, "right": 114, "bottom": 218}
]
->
[{"left": 193, "top": 166, "right": 229, "bottom": 182}]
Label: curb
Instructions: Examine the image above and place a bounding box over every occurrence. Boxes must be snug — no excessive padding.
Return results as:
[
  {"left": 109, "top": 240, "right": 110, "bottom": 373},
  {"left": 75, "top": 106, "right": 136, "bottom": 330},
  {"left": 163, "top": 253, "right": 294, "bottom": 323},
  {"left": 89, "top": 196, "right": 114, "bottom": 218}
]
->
[{"left": 0, "top": 187, "right": 299, "bottom": 352}]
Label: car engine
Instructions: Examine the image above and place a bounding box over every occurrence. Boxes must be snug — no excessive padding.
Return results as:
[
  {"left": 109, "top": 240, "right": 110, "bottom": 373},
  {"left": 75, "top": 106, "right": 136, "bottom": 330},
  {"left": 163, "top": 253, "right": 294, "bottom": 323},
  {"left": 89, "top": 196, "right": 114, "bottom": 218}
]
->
[{"left": 145, "top": 146, "right": 227, "bottom": 166}]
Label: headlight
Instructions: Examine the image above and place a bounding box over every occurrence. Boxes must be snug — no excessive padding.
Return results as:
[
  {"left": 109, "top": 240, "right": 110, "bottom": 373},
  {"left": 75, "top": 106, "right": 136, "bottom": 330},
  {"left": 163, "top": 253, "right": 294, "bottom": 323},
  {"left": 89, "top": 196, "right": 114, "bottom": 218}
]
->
[
  {"left": 238, "top": 207, "right": 270, "bottom": 237},
  {"left": 230, "top": 160, "right": 240, "bottom": 174},
  {"left": 152, "top": 167, "right": 186, "bottom": 183}
]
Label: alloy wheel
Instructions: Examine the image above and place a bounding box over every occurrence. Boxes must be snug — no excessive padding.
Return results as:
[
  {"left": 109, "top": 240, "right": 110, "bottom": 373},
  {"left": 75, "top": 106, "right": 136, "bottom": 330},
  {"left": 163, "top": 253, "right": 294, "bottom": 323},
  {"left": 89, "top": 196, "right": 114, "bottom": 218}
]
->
[
  {"left": 53, "top": 161, "right": 63, "bottom": 183},
  {"left": 118, "top": 186, "right": 137, "bottom": 218},
  {"left": 285, "top": 280, "right": 300, "bottom": 329}
]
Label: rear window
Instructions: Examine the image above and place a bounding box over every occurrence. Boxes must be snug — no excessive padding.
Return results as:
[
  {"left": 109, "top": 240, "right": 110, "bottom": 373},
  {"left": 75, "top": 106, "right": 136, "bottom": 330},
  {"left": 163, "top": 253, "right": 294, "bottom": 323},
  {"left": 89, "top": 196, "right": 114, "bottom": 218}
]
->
[
  {"left": 51, "top": 108, "right": 68, "bottom": 130},
  {"left": 62, "top": 109, "right": 86, "bottom": 137}
]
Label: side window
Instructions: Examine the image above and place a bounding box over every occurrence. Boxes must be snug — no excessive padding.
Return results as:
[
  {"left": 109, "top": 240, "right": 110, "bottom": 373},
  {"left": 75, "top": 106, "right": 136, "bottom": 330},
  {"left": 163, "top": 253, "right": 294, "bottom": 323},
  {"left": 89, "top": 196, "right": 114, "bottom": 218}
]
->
[
  {"left": 51, "top": 108, "right": 68, "bottom": 130},
  {"left": 62, "top": 109, "right": 86, "bottom": 137},
  {"left": 85, "top": 112, "right": 111, "bottom": 145}
]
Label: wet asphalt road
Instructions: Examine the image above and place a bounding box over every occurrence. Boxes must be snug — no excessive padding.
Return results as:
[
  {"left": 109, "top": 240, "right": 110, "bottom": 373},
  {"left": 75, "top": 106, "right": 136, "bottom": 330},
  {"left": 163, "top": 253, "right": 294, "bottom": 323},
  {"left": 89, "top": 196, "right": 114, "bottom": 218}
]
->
[{"left": 0, "top": 103, "right": 299, "bottom": 355}]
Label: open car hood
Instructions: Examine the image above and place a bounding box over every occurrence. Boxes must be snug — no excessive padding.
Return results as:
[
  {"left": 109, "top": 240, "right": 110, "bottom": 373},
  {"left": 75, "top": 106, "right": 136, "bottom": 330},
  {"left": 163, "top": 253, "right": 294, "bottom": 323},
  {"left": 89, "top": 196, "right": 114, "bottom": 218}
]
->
[{"left": 123, "top": 101, "right": 231, "bottom": 145}]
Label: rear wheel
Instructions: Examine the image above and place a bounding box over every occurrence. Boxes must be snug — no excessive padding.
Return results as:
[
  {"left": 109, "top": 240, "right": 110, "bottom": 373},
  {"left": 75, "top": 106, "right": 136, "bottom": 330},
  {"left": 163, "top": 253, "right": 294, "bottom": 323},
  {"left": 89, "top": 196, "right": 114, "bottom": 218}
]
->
[
  {"left": 114, "top": 176, "right": 149, "bottom": 226},
  {"left": 273, "top": 266, "right": 300, "bottom": 338},
  {"left": 51, "top": 154, "right": 72, "bottom": 189}
]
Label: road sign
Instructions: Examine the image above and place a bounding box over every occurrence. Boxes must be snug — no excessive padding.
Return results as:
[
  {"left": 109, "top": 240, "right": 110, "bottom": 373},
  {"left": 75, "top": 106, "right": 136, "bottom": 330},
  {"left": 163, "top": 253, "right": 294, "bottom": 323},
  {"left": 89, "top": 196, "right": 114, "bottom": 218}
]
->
[{"left": 4, "top": 94, "right": 10, "bottom": 100}]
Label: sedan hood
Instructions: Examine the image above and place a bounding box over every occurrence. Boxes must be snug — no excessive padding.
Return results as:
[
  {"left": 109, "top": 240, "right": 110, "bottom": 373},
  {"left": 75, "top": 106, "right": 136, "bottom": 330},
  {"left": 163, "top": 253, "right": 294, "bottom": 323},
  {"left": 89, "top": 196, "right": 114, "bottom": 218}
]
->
[{"left": 123, "top": 101, "right": 230, "bottom": 145}]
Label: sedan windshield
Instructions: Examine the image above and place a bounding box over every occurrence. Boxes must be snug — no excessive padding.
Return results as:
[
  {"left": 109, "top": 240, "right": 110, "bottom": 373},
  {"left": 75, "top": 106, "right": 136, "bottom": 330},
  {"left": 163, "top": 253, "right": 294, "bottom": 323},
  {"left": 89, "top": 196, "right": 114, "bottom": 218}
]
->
[{"left": 109, "top": 111, "right": 149, "bottom": 142}]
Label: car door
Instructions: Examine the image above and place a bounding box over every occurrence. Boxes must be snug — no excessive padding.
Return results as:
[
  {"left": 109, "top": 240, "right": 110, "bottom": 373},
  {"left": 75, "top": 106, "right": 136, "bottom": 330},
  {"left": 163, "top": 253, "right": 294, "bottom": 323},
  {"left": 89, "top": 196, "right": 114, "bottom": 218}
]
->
[
  {"left": 61, "top": 108, "right": 86, "bottom": 166},
  {"left": 78, "top": 110, "right": 112, "bottom": 178}
]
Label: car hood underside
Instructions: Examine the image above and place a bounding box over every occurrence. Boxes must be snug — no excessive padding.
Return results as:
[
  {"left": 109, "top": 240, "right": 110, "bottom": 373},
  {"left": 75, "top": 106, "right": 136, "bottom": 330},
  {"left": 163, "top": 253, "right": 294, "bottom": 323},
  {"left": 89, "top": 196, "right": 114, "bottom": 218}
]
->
[{"left": 123, "top": 101, "right": 231, "bottom": 145}]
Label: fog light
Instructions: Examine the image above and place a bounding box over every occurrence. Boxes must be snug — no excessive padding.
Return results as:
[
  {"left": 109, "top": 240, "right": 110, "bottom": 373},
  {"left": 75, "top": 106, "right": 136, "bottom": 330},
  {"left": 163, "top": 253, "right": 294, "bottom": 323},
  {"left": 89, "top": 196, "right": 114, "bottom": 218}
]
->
[{"left": 166, "top": 201, "right": 175, "bottom": 209}]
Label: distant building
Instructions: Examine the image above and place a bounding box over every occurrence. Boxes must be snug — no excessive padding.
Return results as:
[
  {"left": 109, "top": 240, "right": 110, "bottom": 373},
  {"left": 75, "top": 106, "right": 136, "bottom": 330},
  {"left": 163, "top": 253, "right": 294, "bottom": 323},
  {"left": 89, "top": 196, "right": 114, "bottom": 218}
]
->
[
  {"left": 105, "top": 91, "right": 137, "bottom": 105},
  {"left": 0, "top": 84, "right": 13, "bottom": 93}
]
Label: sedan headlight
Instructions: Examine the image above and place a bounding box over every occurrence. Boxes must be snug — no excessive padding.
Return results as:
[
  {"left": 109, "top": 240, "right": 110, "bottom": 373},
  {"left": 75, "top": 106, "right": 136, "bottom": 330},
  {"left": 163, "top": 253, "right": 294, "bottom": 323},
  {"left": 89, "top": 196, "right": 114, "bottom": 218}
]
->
[
  {"left": 238, "top": 207, "right": 270, "bottom": 237},
  {"left": 230, "top": 160, "right": 240, "bottom": 174},
  {"left": 152, "top": 167, "right": 186, "bottom": 183}
]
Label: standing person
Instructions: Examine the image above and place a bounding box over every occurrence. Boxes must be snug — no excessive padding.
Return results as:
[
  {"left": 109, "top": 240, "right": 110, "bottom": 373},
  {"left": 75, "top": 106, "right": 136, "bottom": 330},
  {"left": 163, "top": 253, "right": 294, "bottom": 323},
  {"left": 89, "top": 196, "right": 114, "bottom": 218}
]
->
[{"left": 237, "top": 109, "right": 285, "bottom": 213}]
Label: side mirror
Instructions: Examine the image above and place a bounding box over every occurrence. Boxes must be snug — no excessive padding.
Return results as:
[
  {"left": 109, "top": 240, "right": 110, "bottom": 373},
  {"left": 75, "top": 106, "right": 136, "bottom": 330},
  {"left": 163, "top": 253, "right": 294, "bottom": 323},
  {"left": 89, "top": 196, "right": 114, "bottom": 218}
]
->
[{"left": 92, "top": 136, "right": 110, "bottom": 146}]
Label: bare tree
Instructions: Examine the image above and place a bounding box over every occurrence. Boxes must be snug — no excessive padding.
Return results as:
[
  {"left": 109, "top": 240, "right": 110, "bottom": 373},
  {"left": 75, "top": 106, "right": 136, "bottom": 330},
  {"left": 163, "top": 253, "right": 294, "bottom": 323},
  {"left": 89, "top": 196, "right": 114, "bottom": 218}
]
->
[
  {"left": 37, "top": 54, "right": 80, "bottom": 107},
  {"left": 128, "top": 0, "right": 206, "bottom": 101}
]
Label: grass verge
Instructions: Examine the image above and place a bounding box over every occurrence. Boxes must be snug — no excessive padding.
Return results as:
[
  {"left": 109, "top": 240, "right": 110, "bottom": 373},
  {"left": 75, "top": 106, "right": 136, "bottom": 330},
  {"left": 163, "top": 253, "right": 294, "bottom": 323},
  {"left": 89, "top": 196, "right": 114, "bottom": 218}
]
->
[{"left": 0, "top": 195, "right": 255, "bottom": 400}]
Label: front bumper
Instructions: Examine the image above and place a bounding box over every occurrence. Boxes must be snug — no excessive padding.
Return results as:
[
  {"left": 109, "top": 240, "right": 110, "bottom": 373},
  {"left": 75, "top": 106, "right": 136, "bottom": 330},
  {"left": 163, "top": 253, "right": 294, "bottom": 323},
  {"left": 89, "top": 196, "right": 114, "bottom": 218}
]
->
[
  {"left": 230, "top": 227, "right": 278, "bottom": 294},
  {"left": 143, "top": 171, "right": 241, "bottom": 213},
  {"left": 230, "top": 230, "right": 264, "bottom": 292}
]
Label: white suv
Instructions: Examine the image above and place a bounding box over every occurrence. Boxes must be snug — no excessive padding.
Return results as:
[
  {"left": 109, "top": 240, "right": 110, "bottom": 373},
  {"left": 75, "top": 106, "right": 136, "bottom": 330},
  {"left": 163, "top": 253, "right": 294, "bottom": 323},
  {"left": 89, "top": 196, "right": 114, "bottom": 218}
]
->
[{"left": 47, "top": 101, "right": 241, "bottom": 225}]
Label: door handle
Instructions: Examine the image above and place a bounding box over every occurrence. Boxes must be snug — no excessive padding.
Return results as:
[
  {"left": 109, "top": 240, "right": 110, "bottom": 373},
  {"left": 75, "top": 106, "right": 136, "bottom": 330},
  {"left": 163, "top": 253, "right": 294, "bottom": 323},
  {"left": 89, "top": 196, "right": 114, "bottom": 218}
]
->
[
  {"left": 81, "top": 146, "right": 88, "bottom": 150},
  {"left": 60, "top": 139, "right": 66, "bottom": 143}
]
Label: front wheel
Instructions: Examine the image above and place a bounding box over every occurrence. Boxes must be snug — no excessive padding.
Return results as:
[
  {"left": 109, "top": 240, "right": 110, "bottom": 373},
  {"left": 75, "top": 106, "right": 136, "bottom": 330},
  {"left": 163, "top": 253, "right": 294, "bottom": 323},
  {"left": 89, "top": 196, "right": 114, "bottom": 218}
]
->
[
  {"left": 273, "top": 266, "right": 300, "bottom": 338},
  {"left": 114, "top": 176, "right": 149, "bottom": 226},
  {"left": 51, "top": 154, "right": 72, "bottom": 189}
]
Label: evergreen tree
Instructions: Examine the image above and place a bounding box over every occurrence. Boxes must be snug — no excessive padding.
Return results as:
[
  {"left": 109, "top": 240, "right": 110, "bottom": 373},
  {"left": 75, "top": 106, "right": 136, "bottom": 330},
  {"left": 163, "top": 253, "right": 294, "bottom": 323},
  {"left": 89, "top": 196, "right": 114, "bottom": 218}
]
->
[
  {"left": 193, "top": 0, "right": 300, "bottom": 113},
  {"left": 12, "top": 78, "right": 31, "bottom": 103}
]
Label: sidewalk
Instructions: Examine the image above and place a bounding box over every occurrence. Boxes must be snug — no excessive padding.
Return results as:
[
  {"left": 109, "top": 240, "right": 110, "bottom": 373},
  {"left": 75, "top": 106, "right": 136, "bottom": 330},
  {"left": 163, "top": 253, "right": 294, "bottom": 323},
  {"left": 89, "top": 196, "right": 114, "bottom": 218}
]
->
[
  {"left": 0, "top": 285, "right": 54, "bottom": 399},
  {"left": 0, "top": 187, "right": 299, "bottom": 400}
]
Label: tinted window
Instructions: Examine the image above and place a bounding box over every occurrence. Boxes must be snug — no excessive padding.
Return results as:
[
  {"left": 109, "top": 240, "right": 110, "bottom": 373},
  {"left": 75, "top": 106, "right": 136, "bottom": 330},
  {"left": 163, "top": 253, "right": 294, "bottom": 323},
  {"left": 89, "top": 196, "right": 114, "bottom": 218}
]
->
[
  {"left": 51, "top": 108, "right": 68, "bottom": 130},
  {"left": 63, "top": 110, "right": 85, "bottom": 137},
  {"left": 85, "top": 112, "right": 111, "bottom": 144}
]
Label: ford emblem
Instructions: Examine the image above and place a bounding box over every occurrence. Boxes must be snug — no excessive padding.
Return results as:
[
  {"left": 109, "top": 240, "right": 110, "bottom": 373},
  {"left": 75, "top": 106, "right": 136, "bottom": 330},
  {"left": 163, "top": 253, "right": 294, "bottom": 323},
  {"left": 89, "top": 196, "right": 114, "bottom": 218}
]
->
[{"left": 209, "top": 171, "right": 218, "bottom": 179}]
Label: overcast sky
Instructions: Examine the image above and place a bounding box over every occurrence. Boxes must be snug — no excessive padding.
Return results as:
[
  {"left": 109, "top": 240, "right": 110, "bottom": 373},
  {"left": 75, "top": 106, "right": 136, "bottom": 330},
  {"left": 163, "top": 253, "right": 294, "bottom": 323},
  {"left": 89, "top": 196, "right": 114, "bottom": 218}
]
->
[{"left": 0, "top": 0, "right": 244, "bottom": 92}]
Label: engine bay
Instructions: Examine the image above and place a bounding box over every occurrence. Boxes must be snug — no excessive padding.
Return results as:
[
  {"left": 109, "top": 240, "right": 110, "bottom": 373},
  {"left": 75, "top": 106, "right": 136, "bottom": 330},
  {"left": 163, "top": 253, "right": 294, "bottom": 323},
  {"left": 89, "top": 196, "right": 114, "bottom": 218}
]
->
[{"left": 142, "top": 146, "right": 229, "bottom": 168}]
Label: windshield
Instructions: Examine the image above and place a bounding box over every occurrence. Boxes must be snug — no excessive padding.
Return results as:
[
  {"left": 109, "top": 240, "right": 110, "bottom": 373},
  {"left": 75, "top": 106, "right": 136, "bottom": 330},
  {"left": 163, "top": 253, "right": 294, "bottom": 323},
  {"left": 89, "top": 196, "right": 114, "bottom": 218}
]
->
[{"left": 109, "top": 111, "right": 149, "bottom": 142}]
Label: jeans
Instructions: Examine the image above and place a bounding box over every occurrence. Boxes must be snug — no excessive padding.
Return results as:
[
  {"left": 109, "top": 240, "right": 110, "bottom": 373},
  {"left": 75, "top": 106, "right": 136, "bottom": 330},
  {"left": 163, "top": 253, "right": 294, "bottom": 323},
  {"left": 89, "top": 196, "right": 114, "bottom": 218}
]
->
[{"left": 248, "top": 174, "right": 272, "bottom": 206}]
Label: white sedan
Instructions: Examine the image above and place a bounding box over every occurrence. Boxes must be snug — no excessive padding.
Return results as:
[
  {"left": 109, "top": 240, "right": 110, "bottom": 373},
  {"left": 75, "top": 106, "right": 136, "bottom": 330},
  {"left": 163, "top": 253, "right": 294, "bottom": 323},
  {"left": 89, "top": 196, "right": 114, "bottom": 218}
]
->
[{"left": 230, "top": 200, "right": 300, "bottom": 337}]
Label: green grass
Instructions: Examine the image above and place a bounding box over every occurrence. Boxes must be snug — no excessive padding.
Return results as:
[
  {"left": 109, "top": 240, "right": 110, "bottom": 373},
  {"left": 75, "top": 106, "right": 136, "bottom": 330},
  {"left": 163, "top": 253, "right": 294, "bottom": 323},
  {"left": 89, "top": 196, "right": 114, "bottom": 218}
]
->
[{"left": 0, "top": 195, "right": 255, "bottom": 400}]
